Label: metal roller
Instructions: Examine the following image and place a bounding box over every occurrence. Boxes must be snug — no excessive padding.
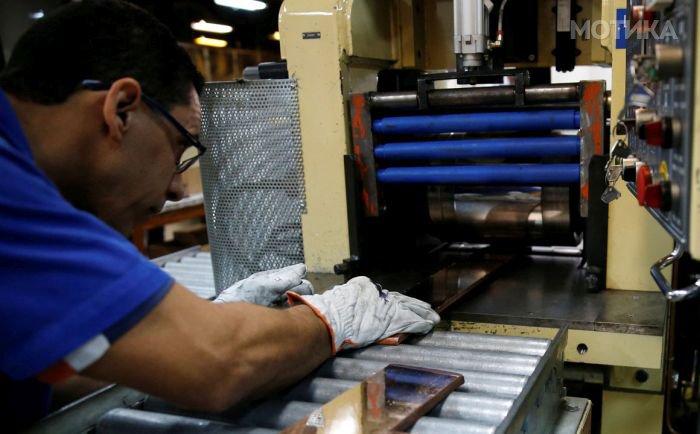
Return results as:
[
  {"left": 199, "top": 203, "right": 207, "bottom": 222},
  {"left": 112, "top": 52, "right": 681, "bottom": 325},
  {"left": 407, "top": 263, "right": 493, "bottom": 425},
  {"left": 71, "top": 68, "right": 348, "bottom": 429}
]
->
[
  {"left": 238, "top": 400, "right": 319, "bottom": 429},
  {"left": 411, "top": 331, "right": 549, "bottom": 356},
  {"left": 237, "top": 399, "right": 502, "bottom": 434},
  {"left": 376, "top": 164, "right": 580, "bottom": 185},
  {"left": 430, "top": 392, "right": 512, "bottom": 421},
  {"left": 342, "top": 345, "right": 540, "bottom": 376},
  {"left": 180, "top": 256, "right": 215, "bottom": 265},
  {"left": 372, "top": 109, "right": 580, "bottom": 135},
  {"left": 284, "top": 377, "right": 356, "bottom": 404},
  {"left": 284, "top": 377, "right": 513, "bottom": 424},
  {"left": 95, "top": 408, "right": 272, "bottom": 434},
  {"left": 164, "top": 262, "right": 214, "bottom": 271},
  {"left": 374, "top": 136, "right": 580, "bottom": 160},
  {"left": 410, "top": 416, "right": 498, "bottom": 434},
  {"left": 368, "top": 84, "right": 580, "bottom": 110},
  {"left": 167, "top": 277, "right": 215, "bottom": 285},
  {"left": 315, "top": 357, "right": 528, "bottom": 397},
  {"left": 428, "top": 187, "right": 576, "bottom": 245}
]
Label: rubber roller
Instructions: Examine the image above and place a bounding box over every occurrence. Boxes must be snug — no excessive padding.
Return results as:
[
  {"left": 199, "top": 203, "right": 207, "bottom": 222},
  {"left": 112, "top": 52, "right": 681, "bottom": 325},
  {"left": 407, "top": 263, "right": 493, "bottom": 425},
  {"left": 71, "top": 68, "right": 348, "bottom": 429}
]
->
[
  {"left": 374, "top": 136, "right": 580, "bottom": 160},
  {"left": 376, "top": 164, "right": 580, "bottom": 185},
  {"left": 373, "top": 110, "right": 581, "bottom": 135}
]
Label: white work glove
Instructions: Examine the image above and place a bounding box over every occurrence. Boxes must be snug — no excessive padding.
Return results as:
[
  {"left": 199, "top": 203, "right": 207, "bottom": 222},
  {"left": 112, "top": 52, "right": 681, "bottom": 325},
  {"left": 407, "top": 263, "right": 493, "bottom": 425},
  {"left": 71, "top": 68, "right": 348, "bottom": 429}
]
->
[
  {"left": 214, "top": 263, "right": 314, "bottom": 307},
  {"left": 287, "top": 276, "right": 440, "bottom": 354}
]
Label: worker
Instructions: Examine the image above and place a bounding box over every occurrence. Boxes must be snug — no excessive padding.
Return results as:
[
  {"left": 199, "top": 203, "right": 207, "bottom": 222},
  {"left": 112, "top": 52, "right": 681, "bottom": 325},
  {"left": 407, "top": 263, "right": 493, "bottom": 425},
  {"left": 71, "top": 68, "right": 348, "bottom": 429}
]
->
[{"left": 0, "top": 0, "right": 440, "bottom": 430}]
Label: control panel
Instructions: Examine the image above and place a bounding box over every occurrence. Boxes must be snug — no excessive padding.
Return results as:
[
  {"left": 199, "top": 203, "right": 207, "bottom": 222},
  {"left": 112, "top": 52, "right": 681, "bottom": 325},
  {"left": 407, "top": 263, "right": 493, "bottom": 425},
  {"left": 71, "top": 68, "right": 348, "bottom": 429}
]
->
[{"left": 618, "top": 0, "right": 697, "bottom": 257}]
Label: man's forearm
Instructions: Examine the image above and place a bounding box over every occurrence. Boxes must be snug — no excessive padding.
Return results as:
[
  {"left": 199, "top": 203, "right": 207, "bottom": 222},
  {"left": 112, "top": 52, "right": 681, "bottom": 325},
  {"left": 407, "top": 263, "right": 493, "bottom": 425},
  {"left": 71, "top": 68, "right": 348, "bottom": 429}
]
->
[
  {"left": 83, "top": 284, "right": 331, "bottom": 411},
  {"left": 211, "top": 303, "right": 331, "bottom": 403}
]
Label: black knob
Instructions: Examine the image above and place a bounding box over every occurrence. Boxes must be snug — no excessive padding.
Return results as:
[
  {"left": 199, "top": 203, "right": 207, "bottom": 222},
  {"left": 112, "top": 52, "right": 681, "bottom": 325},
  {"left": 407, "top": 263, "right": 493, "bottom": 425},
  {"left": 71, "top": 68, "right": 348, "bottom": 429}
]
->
[
  {"left": 622, "top": 165, "right": 637, "bottom": 182},
  {"left": 635, "top": 369, "right": 649, "bottom": 383}
]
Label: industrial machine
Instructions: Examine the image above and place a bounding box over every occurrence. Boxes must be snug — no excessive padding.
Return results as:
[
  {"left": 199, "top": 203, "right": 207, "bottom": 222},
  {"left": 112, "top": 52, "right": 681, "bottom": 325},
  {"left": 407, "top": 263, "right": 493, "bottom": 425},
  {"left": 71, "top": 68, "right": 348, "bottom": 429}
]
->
[
  {"left": 26, "top": 1, "right": 700, "bottom": 433},
  {"left": 274, "top": 0, "right": 685, "bottom": 432}
]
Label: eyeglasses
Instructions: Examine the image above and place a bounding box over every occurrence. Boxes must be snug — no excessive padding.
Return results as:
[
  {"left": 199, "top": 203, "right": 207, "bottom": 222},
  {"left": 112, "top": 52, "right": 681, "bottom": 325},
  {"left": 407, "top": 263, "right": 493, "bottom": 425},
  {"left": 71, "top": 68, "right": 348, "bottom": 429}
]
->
[{"left": 80, "top": 79, "right": 206, "bottom": 173}]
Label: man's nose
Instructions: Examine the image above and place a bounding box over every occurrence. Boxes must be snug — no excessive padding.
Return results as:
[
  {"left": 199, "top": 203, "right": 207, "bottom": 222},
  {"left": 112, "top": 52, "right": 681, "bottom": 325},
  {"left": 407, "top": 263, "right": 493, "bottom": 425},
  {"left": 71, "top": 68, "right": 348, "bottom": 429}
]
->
[{"left": 166, "top": 173, "right": 186, "bottom": 201}]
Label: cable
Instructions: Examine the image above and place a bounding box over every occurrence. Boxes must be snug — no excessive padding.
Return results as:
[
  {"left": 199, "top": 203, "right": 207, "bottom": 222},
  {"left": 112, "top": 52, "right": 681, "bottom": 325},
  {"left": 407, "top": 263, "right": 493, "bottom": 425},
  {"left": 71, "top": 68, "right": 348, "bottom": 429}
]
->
[{"left": 497, "top": 0, "right": 509, "bottom": 42}]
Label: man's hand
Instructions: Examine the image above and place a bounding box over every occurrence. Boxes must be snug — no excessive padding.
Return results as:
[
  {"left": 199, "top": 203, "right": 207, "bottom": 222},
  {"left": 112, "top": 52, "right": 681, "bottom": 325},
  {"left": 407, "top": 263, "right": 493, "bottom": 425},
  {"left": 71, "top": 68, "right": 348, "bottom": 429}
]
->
[
  {"left": 214, "top": 263, "right": 314, "bottom": 307},
  {"left": 287, "top": 276, "right": 440, "bottom": 354}
]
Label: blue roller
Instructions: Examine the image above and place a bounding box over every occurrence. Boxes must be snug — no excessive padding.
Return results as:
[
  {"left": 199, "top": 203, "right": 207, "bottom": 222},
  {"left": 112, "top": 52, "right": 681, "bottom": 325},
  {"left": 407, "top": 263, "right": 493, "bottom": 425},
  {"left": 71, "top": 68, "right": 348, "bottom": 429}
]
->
[
  {"left": 373, "top": 110, "right": 580, "bottom": 134},
  {"left": 376, "top": 164, "right": 580, "bottom": 185},
  {"left": 374, "top": 136, "right": 580, "bottom": 160}
]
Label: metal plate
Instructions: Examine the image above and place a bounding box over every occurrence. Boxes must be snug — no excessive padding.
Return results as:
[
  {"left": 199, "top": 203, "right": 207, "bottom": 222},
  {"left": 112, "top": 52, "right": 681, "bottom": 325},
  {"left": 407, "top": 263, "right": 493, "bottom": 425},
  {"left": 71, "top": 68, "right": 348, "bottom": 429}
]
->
[
  {"left": 449, "top": 256, "right": 667, "bottom": 335},
  {"left": 199, "top": 80, "right": 306, "bottom": 293},
  {"left": 281, "top": 365, "right": 464, "bottom": 434}
]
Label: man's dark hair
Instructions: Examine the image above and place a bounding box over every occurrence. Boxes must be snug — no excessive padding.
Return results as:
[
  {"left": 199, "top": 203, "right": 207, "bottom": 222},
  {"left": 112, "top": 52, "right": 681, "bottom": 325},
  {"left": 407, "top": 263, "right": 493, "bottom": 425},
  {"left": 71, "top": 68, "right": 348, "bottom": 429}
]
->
[{"left": 0, "top": 0, "right": 203, "bottom": 109}]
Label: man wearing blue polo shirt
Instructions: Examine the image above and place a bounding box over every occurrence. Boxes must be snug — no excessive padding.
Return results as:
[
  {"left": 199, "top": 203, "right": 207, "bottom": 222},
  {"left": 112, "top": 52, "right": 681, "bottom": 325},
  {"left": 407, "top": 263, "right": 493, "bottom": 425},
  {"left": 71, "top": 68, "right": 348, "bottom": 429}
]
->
[{"left": 0, "top": 0, "right": 440, "bottom": 431}]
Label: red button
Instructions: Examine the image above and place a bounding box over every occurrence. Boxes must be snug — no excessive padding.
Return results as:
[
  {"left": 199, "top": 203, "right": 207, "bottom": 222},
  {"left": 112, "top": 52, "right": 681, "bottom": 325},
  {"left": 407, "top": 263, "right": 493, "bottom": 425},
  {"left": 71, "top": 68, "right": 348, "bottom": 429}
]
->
[
  {"left": 645, "top": 184, "right": 663, "bottom": 209},
  {"left": 636, "top": 165, "right": 652, "bottom": 206},
  {"left": 645, "top": 182, "right": 671, "bottom": 210},
  {"left": 640, "top": 120, "right": 665, "bottom": 146},
  {"left": 631, "top": 6, "right": 655, "bottom": 31}
]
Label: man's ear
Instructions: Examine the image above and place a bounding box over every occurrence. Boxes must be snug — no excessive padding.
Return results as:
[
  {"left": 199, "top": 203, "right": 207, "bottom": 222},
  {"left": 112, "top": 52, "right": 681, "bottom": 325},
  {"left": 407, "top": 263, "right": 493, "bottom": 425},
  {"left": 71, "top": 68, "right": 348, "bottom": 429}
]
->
[{"left": 102, "top": 78, "right": 142, "bottom": 144}]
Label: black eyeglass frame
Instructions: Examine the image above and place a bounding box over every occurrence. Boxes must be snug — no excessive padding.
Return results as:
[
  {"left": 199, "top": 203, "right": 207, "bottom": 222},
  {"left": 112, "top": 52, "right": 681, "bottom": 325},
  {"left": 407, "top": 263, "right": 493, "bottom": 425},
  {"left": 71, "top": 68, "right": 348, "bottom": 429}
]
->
[{"left": 80, "top": 79, "right": 206, "bottom": 173}]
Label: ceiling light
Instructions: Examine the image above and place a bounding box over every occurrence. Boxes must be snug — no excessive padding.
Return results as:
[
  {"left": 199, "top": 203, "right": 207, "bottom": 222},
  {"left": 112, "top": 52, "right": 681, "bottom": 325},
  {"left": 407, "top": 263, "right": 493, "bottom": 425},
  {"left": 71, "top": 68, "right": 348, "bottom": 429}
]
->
[
  {"left": 271, "top": 31, "right": 280, "bottom": 41},
  {"left": 214, "top": 0, "right": 267, "bottom": 12},
  {"left": 191, "top": 20, "right": 233, "bottom": 34},
  {"left": 194, "top": 36, "right": 228, "bottom": 48},
  {"left": 29, "top": 10, "right": 44, "bottom": 20}
]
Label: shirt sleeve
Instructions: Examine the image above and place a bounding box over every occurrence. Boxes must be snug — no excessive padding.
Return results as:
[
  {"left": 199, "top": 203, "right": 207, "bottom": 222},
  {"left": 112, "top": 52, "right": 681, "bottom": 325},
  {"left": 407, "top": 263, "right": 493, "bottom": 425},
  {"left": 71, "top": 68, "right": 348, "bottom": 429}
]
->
[{"left": 0, "top": 135, "right": 173, "bottom": 380}]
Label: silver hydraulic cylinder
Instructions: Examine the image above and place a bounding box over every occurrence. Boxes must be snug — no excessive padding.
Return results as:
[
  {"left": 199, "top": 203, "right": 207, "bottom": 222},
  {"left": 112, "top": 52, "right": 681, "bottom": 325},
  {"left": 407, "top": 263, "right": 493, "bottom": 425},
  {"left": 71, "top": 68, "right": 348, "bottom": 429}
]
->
[{"left": 454, "top": 0, "right": 492, "bottom": 71}]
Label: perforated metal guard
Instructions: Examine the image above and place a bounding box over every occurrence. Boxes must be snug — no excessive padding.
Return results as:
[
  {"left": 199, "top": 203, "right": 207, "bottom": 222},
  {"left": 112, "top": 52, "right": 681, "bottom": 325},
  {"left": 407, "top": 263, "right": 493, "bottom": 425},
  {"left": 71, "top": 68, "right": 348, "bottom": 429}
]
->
[{"left": 199, "top": 80, "right": 306, "bottom": 294}]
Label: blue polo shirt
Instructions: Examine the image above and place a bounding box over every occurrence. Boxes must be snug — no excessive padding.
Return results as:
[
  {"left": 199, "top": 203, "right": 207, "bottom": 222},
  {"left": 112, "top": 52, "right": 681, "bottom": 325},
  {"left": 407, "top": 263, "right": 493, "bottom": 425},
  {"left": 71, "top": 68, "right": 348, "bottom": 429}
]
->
[{"left": 0, "top": 90, "right": 173, "bottom": 429}]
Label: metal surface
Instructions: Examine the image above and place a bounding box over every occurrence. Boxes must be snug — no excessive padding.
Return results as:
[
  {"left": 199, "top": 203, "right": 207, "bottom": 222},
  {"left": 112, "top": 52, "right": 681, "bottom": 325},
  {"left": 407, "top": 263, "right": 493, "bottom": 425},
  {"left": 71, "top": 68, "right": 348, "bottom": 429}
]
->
[
  {"left": 368, "top": 84, "right": 580, "bottom": 110},
  {"left": 283, "top": 377, "right": 514, "bottom": 423},
  {"left": 168, "top": 251, "right": 565, "bottom": 434},
  {"left": 139, "top": 325, "right": 564, "bottom": 434},
  {"left": 552, "top": 397, "right": 592, "bottom": 434},
  {"left": 341, "top": 345, "right": 540, "bottom": 377},
  {"left": 315, "top": 353, "right": 528, "bottom": 397},
  {"left": 157, "top": 251, "right": 216, "bottom": 299},
  {"left": 449, "top": 255, "right": 667, "bottom": 335},
  {"left": 623, "top": 1, "right": 696, "bottom": 254},
  {"left": 24, "top": 385, "right": 147, "bottom": 434},
  {"left": 453, "top": 0, "right": 488, "bottom": 70},
  {"left": 428, "top": 187, "right": 575, "bottom": 245},
  {"left": 414, "top": 258, "right": 514, "bottom": 314},
  {"left": 349, "top": 93, "right": 380, "bottom": 216},
  {"left": 578, "top": 81, "right": 607, "bottom": 218},
  {"left": 199, "top": 80, "right": 306, "bottom": 293},
  {"left": 96, "top": 409, "right": 272, "bottom": 434},
  {"left": 282, "top": 365, "right": 465, "bottom": 433}
]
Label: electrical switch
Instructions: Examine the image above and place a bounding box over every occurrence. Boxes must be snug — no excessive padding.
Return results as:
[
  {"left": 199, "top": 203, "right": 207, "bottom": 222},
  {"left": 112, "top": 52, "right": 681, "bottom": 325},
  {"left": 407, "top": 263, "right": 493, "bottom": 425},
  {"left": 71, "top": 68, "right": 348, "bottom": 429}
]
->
[
  {"left": 631, "top": 6, "right": 655, "bottom": 30},
  {"left": 645, "top": 0, "right": 674, "bottom": 12},
  {"left": 636, "top": 165, "right": 652, "bottom": 206},
  {"left": 634, "top": 108, "right": 657, "bottom": 135},
  {"left": 622, "top": 158, "right": 639, "bottom": 182},
  {"left": 638, "top": 117, "right": 680, "bottom": 149},
  {"left": 654, "top": 44, "right": 684, "bottom": 80},
  {"left": 644, "top": 181, "right": 672, "bottom": 211}
]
